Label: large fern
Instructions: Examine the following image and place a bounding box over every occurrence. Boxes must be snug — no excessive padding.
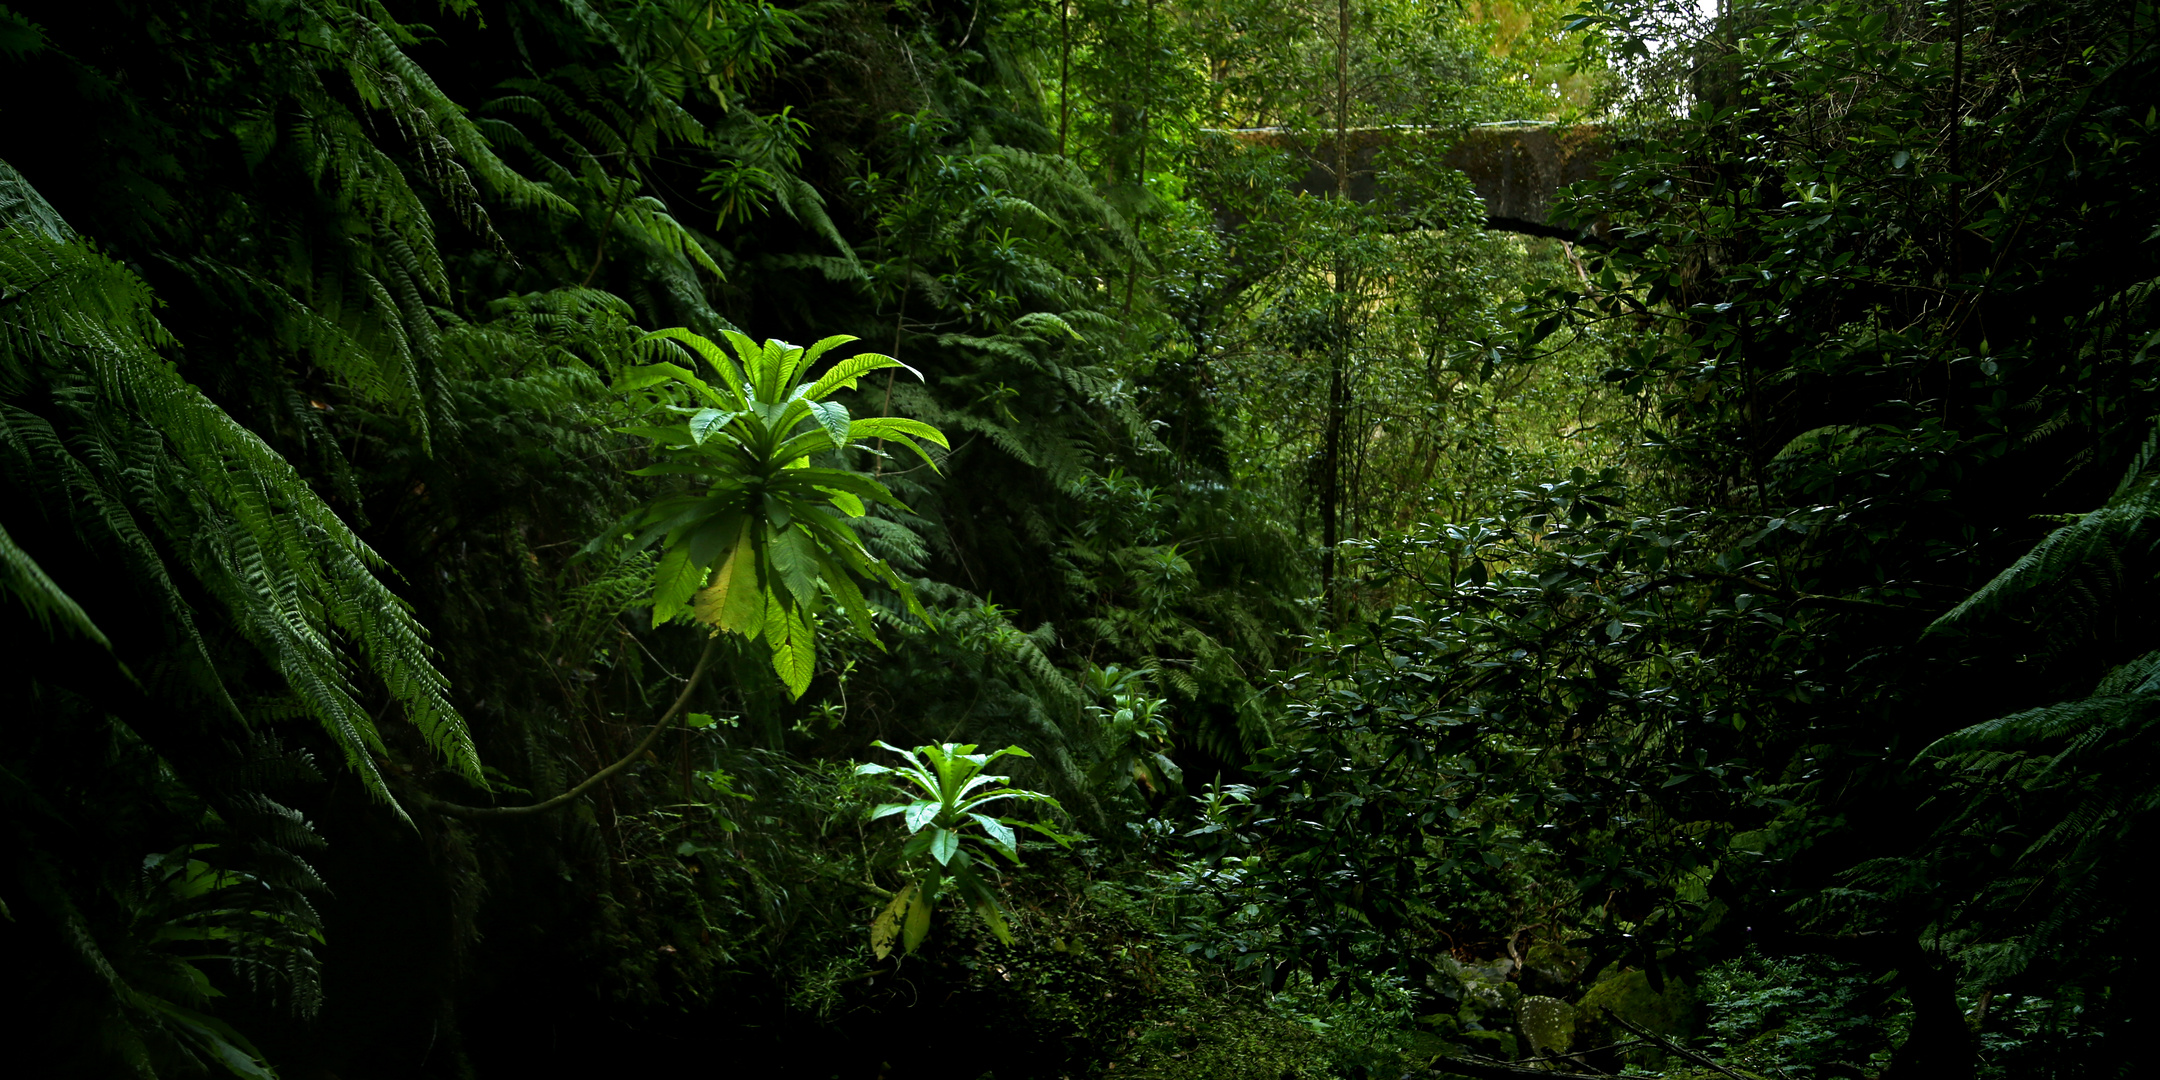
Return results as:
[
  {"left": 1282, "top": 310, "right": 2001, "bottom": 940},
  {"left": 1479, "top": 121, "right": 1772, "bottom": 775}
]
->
[
  {"left": 0, "top": 161, "right": 480, "bottom": 810},
  {"left": 1916, "top": 415, "right": 2160, "bottom": 985}
]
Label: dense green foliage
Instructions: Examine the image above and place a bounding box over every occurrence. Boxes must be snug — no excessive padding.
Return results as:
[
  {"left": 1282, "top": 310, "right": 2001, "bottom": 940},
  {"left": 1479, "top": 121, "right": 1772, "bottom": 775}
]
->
[{"left": 3, "top": 0, "right": 2155, "bottom": 1077}]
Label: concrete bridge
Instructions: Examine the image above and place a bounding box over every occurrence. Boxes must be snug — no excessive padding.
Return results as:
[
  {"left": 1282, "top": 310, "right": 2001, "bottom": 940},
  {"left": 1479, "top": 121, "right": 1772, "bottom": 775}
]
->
[{"left": 1212, "top": 124, "right": 1609, "bottom": 239}]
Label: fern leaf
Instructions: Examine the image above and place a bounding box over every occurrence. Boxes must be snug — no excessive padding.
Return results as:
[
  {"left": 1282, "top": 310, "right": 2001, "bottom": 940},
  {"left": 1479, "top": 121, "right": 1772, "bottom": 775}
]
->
[{"left": 0, "top": 518, "right": 110, "bottom": 647}]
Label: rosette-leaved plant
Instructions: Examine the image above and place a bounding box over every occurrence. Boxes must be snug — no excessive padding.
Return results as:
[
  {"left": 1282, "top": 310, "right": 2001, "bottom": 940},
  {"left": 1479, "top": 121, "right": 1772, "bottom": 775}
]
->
[
  {"left": 620, "top": 329, "right": 948, "bottom": 698},
  {"left": 856, "top": 741, "right": 1068, "bottom": 956}
]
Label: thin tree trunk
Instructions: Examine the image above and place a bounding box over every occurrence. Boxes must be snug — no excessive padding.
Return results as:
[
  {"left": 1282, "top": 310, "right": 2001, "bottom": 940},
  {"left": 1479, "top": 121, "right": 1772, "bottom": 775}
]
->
[
  {"left": 1321, "top": 0, "right": 1352, "bottom": 622},
  {"left": 1335, "top": 0, "right": 1350, "bottom": 203},
  {"left": 1123, "top": 0, "right": 1156, "bottom": 315},
  {"left": 1058, "top": 0, "right": 1072, "bottom": 158},
  {"left": 1321, "top": 333, "right": 1346, "bottom": 620},
  {"left": 1948, "top": 0, "right": 1966, "bottom": 280}
]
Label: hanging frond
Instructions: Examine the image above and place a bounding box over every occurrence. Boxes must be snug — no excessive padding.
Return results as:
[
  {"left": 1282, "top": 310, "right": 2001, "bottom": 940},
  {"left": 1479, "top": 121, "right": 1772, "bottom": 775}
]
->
[
  {"left": 0, "top": 517, "right": 110, "bottom": 647},
  {"left": 1932, "top": 475, "right": 2160, "bottom": 633},
  {"left": 0, "top": 169, "right": 479, "bottom": 814}
]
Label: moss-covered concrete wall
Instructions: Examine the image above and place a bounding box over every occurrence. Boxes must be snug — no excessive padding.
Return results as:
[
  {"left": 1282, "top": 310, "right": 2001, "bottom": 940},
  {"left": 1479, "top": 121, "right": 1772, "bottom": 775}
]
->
[{"left": 1215, "top": 125, "right": 1610, "bottom": 229}]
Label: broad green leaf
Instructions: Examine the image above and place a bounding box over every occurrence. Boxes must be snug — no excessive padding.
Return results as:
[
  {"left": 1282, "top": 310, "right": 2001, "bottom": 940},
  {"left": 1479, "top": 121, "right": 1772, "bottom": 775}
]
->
[
  {"left": 969, "top": 813, "right": 1017, "bottom": 855},
  {"left": 893, "top": 766, "right": 941, "bottom": 798},
  {"left": 847, "top": 415, "right": 950, "bottom": 448},
  {"left": 775, "top": 337, "right": 820, "bottom": 391},
  {"left": 771, "top": 428, "right": 840, "bottom": 466},
  {"left": 616, "top": 361, "right": 711, "bottom": 397},
  {"left": 973, "top": 896, "right": 1014, "bottom": 945},
  {"left": 954, "top": 789, "right": 1061, "bottom": 815},
  {"left": 770, "top": 396, "right": 817, "bottom": 439},
  {"left": 769, "top": 526, "right": 823, "bottom": 609},
  {"left": 1013, "top": 819, "right": 1074, "bottom": 846},
  {"left": 614, "top": 423, "right": 695, "bottom": 445},
  {"left": 799, "top": 333, "right": 857, "bottom": 370},
  {"left": 952, "top": 773, "right": 1009, "bottom": 802},
  {"left": 805, "top": 350, "right": 917, "bottom": 400},
  {"left": 856, "top": 430, "right": 937, "bottom": 471},
  {"left": 722, "top": 329, "right": 782, "bottom": 401},
  {"left": 132, "top": 993, "right": 277, "bottom": 1080},
  {"left": 641, "top": 329, "right": 748, "bottom": 406},
  {"left": 870, "top": 740, "right": 927, "bottom": 773},
  {"left": 650, "top": 543, "right": 706, "bottom": 628},
  {"left": 818, "top": 487, "right": 865, "bottom": 517},
  {"left": 784, "top": 467, "right": 907, "bottom": 509},
  {"left": 870, "top": 883, "right": 915, "bottom": 960},
  {"left": 769, "top": 604, "right": 815, "bottom": 699},
  {"left": 691, "top": 521, "right": 762, "bottom": 634},
  {"left": 808, "top": 399, "right": 851, "bottom": 449},
  {"left": 688, "top": 407, "right": 741, "bottom": 445},
  {"left": 684, "top": 510, "right": 748, "bottom": 570},
  {"left": 901, "top": 883, "right": 932, "bottom": 952},
  {"left": 930, "top": 827, "right": 959, "bottom": 866},
  {"left": 808, "top": 544, "right": 879, "bottom": 641}
]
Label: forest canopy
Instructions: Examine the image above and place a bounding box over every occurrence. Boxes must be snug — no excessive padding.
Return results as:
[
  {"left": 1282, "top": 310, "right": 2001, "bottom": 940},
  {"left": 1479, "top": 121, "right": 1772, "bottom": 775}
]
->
[{"left": 1, "top": 0, "right": 2155, "bottom": 1077}]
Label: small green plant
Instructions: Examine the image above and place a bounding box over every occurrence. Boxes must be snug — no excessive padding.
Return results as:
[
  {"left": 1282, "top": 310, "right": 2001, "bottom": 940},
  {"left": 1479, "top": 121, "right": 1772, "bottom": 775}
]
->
[
  {"left": 855, "top": 742, "right": 1067, "bottom": 956},
  {"left": 1085, "top": 665, "right": 1182, "bottom": 798}
]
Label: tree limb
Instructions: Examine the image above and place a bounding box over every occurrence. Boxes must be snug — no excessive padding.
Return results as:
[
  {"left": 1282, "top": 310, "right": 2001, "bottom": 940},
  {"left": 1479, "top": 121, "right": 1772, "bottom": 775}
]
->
[
  {"left": 1426, "top": 1058, "right": 1614, "bottom": 1080},
  {"left": 1605, "top": 1015, "right": 1755, "bottom": 1080},
  {"left": 425, "top": 637, "right": 721, "bottom": 819},
  {"left": 1484, "top": 215, "right": 1609, "bottom": 246}
]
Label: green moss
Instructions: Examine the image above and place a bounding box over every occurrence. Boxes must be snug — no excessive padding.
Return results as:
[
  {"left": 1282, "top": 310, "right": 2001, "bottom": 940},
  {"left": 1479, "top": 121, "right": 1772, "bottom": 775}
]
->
[
  {"left": 1576, "top": 967, "right": 1699, "bottom": 1037},
  {"left": 1111, "top": 999, "right": 1329, "bottom": 1080},
  {"left": 1518, "top": 995, "right": 1579, "bottom": 1054}
]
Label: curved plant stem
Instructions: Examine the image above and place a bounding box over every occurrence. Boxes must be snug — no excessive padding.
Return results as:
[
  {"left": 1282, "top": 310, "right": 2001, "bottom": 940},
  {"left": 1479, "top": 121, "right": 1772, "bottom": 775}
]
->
[{"left": 426, "top": 638, "right": 720, "bottom": 819}]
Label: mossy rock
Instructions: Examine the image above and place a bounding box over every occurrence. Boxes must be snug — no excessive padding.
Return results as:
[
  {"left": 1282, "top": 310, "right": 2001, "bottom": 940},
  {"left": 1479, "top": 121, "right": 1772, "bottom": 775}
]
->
[
  {"left": 1108, "top": 1001, "right": 1327, "bottom": 1080},
  {"left": 1520, "top": 941, "right": 1590, "bottom": 996},
  {"left": 1454, "top": 1027, "right": 1518, "bottom": 1062},
  {"left": 1406, "top": 1030, "right": 1463, "bottom": 1059},
  {"left": 1517, "top": 995, "right": 1579, "bottom": 1055},
  {"left": 1435, "top": 954, "right": 1511, "bottom": 1014},
  {"left": 1575, "top": 966, "right": 1699, "bottom": 1038}
]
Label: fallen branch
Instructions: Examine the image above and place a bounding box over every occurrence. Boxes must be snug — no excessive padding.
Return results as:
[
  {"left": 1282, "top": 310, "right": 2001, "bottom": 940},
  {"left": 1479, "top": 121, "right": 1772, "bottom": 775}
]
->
[
  {"left": 1426, "top": 1058, "right": 1612, "bottom": 1080},
  {"left": 1604, "top": 1015, "right": 1754, "bottom": 1080}
]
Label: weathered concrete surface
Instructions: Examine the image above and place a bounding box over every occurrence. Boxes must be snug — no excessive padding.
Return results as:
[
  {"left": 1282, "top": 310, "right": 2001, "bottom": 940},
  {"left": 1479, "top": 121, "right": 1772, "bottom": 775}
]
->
[{"left": 1215, "top": 125, "right": 1609, "bottom": 234}]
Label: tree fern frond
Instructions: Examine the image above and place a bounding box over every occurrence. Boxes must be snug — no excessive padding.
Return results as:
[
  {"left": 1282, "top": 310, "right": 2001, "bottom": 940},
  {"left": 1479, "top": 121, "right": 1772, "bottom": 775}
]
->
[
  {"left": 762, "top": 252, "right": 868, "bottom": 283},
  {"left": 2097, "top": 649, "right": 2160, "bottom": 697},
  {"left": 0, "top": 400, "right": 238, "bottom": 717},
  {"left": 0, "top": 159, "right": 71, "bottom": 242},
  {"left": 856, "top": 513, "right": 933, "bottom": 571},
  {"left": 769, "top": 171, "right": 863, "bottom": 276},
  {"left": 1931, "top": 477, "right": 2160, "bottom": 632},
  {"left": 619, "top": 196, "right": 726, "bottom": 281},
  {"left": 0, "top": 517, "right": 110, "bottom": 647},
  {"left": 2113, "top": 420, "right": 2160, "bottom": 499},
  {"left": 1921, "top": 696, "right": 2147, "bottom": 762},
  {"left": 0, "top": 183, "right": 480, "bottom": 812},
  {"left": 2024, "top": 787, "right": 2132, "bottom": 863}
]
